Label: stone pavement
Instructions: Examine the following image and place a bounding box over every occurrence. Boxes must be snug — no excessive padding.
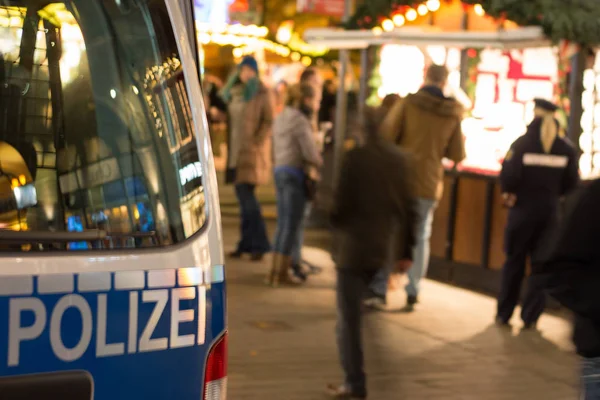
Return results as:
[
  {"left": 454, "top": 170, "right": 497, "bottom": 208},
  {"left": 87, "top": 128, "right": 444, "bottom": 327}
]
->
[{"left": 221, "top": 216, "right": 579, "bottom": 400}]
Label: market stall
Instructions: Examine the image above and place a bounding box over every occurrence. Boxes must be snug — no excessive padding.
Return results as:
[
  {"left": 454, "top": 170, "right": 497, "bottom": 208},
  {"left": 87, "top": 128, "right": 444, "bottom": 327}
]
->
[{"left": 304, "top": 24, "right": 588, "bottom": 289}]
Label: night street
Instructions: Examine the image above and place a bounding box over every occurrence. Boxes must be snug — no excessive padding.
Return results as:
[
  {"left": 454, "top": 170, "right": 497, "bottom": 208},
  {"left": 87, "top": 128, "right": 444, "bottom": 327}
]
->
[{"left": 222, "top": 216, "right": 579, "bottom": 399}]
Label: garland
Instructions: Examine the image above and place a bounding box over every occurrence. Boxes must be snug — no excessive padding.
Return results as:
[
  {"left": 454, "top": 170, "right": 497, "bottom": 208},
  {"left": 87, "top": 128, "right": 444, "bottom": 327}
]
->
[
  {"left": 464, "top": 47, "right": 482, "bottom": 104},
  {"left": 346, "top": 0, "right": 600, "bottom": 46}
]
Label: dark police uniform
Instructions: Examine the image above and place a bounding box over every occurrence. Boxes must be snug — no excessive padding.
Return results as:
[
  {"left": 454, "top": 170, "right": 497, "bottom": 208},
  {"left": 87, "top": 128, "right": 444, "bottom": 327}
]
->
[{"left": 497, "top": 100, "right": 579, "bottom": 328}]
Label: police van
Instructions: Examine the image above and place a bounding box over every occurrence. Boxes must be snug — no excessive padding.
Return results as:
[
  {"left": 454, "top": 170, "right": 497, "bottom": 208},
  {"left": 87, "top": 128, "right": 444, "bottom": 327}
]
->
[{"left": 0, "top": 0, "right": 226, "bottom": 398}]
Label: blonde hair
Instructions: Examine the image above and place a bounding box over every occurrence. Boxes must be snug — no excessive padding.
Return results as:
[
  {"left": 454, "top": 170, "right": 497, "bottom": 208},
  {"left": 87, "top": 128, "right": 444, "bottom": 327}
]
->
[
  {"left": 285, "top": 83, "right": 315, "bottom": 108},
  {"left": 534, "top": 107, "right": 558, "bottom": 153}
]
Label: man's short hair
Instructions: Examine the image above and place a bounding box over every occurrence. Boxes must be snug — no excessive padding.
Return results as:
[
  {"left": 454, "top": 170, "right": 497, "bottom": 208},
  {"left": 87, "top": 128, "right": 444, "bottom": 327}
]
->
[
  {"left": 300, "top": 68, "right": 318, "bottom": 83},
  {"left": 425, "top": 64, "right": 449, "bottom": 85}
]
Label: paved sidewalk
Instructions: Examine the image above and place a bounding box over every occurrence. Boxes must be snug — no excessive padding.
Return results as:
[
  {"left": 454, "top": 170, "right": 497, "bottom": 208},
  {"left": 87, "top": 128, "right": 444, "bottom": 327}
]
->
[{"left": 222, "top": 217, "right": 579, "bottom": 400}]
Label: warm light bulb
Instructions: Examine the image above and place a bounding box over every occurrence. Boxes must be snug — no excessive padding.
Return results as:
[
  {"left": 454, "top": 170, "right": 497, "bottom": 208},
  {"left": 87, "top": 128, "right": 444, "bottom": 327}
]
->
[
  {"left": 18, "top": 175, "right": 26, "bottom": 185},
  {"left": 474, "top": 4, "right": 485, "bottom": 16},
  {"left": 301, "top": 56, "right": 312, "bottom": 67},
  {"left": 418, "top": 4, "right": 428, "bottom": 15},
  {"left": 291, "top": 52, "right": 301, "bottom": 62},
  {"left": 392, "top": 14, "right": 405, "bottom": 26},
  {"left": 372, "top": 26, "right": 383, "bottom": 36},
  {"left": 232, "top": 48, "right": 243, "bottom": 58},
  {"left": 381, "top": 19, "right": 394, "bottom": 32},
  {"left": 405, "top": 9, "right": 418, "bottom": 21},
  {"left": 426, "top": 0, "right": 440, "bottom": 12}
]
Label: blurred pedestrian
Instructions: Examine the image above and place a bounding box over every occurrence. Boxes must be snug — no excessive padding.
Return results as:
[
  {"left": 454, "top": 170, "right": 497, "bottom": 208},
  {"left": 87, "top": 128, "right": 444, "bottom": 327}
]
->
[
  {"left": 373, "top": 64, "right": 466, "bottom": 311},
  {"left": 273, "top": 80, "right": 288, "bottom": 115},
  {"left": 327, "top": 106, "right": 416, "bottom": 399},
  {"left": 266, "top": 83, "right": 323, "bottom": 287},
  {"left": 221, "top": 55, "right": 273, "bottom": 261},
  {"left": 540, "top": 180, "right": 600, "bottom": 400},
  {"left": 288, "top": 67, "right": 324, "bottom": 280},
  {"left": 496, "top": 98, "right": 579, "bottom": 329},
  {"left": 319, "top": 79, "right": 337, "bottom": 126}
]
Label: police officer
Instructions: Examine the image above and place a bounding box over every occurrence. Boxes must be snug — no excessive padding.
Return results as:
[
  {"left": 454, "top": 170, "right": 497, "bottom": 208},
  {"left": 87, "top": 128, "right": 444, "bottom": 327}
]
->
[{"left": 496, "top": 98, "right": 579, "bottom": 330}]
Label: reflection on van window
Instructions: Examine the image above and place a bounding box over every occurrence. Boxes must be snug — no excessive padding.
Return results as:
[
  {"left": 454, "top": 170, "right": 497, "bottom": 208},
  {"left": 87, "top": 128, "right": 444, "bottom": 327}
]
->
[{"left": 0, "top": 0, "right": 207, "bottom": 251}]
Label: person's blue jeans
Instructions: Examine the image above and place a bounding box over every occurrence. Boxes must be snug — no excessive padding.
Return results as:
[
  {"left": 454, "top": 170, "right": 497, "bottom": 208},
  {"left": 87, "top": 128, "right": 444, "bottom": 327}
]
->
[
  {"left": 273, "top": 170, "right": 307, "bottom": 256},
  {"left": 235, "top": 183, "right": 271, "bottom": 254},
  {"left": 370, "top": 197, "right": 437, "bottom": 299},
  {"left": 582, "top": 357, "right": 600, "bottom": 399},
  {"left": 291, "top": 203, "right": 310, "bottom": 266}
]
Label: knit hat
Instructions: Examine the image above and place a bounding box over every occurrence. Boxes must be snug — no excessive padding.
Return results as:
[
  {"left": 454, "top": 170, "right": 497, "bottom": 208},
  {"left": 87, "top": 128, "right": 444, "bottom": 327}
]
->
[{"left": 239, "top": 56, "right": 259, "bottom": 74}]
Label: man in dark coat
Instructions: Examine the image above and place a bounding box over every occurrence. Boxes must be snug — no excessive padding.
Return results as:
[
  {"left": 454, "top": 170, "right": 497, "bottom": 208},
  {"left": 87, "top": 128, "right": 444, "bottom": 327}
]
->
[
  {"left": 540, "top": 179, "right": 600, "bottom": 399},
  {"left": 327, "top": 106, "right": 416, "bottom": 399}
]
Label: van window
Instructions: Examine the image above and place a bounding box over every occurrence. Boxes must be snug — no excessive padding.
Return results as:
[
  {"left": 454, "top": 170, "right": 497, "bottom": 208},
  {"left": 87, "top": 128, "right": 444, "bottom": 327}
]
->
[{"left": 0, "top": 0, "right": 208, "bottom": 251}]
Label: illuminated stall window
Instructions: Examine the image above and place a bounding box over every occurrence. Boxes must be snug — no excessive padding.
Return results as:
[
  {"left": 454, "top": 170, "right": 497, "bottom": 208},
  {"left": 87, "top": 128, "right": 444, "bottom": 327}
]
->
[
  {"left": 463, "top": 48, "right": 558, "bottom": 173},
  {"left": 579, "top": 52, "right": 600, "bottom": 179}
]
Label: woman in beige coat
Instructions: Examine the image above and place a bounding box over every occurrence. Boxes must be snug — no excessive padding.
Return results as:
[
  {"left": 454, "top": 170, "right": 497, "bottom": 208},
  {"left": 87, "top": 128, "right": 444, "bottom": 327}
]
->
[{"left": 221, "top": 56, "right": 273, "bottom": 261}]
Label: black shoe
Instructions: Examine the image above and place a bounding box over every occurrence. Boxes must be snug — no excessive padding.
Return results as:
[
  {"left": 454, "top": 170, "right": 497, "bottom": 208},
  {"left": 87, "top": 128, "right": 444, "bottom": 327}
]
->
[
  {"left": 326, "top": 384, "right": 366, "bottom": 399},
  {"left": 407, "top": 295, "right": 418, "bottom": 305},
  {"left": 363, "top": 290, "right": 386, "bottom": 308},
  {"left": 250, "top": 252, "right": 265, "bottom": 262},
  {"left": 522, "top": 322, "right": 538, "bottom": 331},
  {"left": 291, "top": 264, "right": 308, "bottom": 282},
  {"left": 495, "top": 316, "right": 511, "bottom": 328},
  {"left": 228, "top": 250, "right": 244, "bottom": 259}
]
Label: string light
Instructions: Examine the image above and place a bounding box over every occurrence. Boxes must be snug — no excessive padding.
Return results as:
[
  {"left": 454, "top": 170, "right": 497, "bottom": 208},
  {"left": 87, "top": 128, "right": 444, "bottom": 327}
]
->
[
  {"left": 291, "top": 52, "right": 301, "bottom": 62},
  {"left": 381, "top": 18, "right": 394, "bottom": 32},
  {"left": 392, "top": 14, "right": 405, "bottom": 27},
  {"left": 405, "top": 8, "right": 418, "bottom": 21},
  {"left": 417, "top": 4, "right": 429, "bottom": 16},
  {"left": 474, "top": 4, "right": 485, "bottom": 16},
  {"left": 232, "top": 47, "right": 243, "bottom": 58},
  {"left": 372, "top": 26, "right": 383, "bottom": 36},
  {"left": 426, "top": 0, "right": 441, "bottom": 12},
  {"left": 301, "top": 56, "right": 312, "bottom": 67}
]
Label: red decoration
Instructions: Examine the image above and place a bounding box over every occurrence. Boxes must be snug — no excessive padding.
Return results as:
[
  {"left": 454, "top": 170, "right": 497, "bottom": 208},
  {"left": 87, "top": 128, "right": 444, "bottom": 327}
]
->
[
  {"left": 365, "top": 16, "right": 372, "bottom": 23},
  {"left": 462, "top": 3, "right": 470, "bottom": 12},
  {"left": 467, "top": 48, "right": 477, "bottom": 58}
]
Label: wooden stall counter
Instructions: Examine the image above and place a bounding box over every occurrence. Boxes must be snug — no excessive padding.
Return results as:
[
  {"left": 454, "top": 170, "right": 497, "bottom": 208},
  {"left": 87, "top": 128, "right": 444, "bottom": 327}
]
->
[{"left": 431, "top": 166, "right": 508, "bottom": 273}]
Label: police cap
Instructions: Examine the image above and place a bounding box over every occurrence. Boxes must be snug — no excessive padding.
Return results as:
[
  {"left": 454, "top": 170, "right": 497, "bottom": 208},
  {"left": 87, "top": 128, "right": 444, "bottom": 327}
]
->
[{"left": 534, "top": 98, "right": 559, "bottom": 112}]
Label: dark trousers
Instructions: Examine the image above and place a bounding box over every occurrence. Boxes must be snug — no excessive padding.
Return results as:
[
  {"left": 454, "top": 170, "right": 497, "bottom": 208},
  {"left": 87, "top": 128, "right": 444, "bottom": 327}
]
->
[
  {"left": 336, "top": 268, "right": 378, "bottom": 397},
  {"left": 497, "top": 207, "right": 558, "bottom": 325},
  {"left": 234, "top": 183, "right": 270, "bottom": 254},
  {"left": 273, "top": 170, "right": 306, "bottom": 256},
  {"left": 582, "top": 357, "right": 600, "bottom": 400}
]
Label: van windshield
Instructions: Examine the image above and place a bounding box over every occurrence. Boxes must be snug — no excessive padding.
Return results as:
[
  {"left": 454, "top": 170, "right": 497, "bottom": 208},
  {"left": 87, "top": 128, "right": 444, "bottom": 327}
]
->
[{"left": 0, "top": 0, "right": 207, "bottom": 251}]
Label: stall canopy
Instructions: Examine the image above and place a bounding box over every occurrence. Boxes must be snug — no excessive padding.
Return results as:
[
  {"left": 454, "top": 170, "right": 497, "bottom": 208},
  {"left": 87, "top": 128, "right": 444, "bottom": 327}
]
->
[{"left": 303, "top": 26, "right": 551, "bottom": 49}]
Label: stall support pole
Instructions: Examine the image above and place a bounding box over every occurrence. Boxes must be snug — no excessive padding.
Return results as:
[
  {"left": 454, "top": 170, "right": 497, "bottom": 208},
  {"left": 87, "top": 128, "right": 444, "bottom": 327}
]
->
[
  {"left": 445, "top": 172, "right": 459, "bottom": 262},
  {"left": 568, "top": 49, "right": 586, "bottom": 151},
  {"left": 358, "top": 47, "right": 369, "bottom": 131},
  {"left": 481, "top": 179, "right": 495, "bottom": 269},
  {"left": 332, "top": 0, "right": 353, "bottom": 187}
]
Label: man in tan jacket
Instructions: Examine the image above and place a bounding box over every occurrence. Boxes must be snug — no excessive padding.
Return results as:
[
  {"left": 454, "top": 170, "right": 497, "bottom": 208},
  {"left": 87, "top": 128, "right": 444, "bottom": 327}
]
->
[{"left": 368, "top": 65, "right": 466, "bottom": 311}]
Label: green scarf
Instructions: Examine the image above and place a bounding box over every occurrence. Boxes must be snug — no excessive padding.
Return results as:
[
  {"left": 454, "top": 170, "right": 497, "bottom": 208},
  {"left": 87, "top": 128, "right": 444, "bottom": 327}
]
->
[{"left": 221, "top": 74, "right": 260, "bottom": 103}]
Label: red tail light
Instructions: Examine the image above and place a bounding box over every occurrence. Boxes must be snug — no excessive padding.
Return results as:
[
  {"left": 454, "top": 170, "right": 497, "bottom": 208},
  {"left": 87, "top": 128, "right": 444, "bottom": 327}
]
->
[{"left": 203, "top": 332, "right": 228, "bottom": 400}]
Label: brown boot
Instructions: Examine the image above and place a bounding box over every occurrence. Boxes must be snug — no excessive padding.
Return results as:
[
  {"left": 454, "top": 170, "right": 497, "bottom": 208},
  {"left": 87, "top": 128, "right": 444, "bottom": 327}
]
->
[
  {"left": 276, "top": 255, "right": 302, "bottom": 286},
  {"left": 265, "top": 253, "right": 281, "bottom": 287}
]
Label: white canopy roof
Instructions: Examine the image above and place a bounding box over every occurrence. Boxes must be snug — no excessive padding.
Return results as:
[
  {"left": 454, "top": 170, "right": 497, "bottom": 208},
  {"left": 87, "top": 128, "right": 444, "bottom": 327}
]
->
[{"left": 303, "top": 26, "right": 551, "bottom": 50}]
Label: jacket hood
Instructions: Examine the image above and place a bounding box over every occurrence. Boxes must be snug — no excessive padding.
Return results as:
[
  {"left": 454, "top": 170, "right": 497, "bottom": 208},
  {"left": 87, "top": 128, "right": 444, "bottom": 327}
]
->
[
  {"left": 407, "top": 89, "right": 463, "bottom": 118},
  {"left": 277, "top": 106, "right": 309, "bottom": 130}
]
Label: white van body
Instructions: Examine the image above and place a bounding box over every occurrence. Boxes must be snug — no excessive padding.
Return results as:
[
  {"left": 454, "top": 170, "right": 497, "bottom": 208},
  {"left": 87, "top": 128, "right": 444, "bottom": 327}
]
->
[{"left": 0, "top": 0, "right": 227, "bottom": 398}]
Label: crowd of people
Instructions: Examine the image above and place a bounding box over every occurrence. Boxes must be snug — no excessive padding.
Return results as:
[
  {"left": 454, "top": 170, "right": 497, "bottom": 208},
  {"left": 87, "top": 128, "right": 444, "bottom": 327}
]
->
[{"left": 208, "top": 55, "right": 599, "bottom": 400}]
